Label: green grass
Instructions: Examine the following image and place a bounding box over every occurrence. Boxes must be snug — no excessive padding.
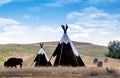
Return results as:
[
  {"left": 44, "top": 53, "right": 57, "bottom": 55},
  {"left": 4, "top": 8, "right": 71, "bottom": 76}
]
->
[
  {"left": 0, "top": 57, "right": 5, "bottom": 62},
  {"left": 0, "top": 45, "right": 39, "bottom": 54},
  {"left": 76, "top": 46, "right": 108, "bottom": 57},
  {"left": 0, "top": 44, "right": 108, "bottom": 57}
]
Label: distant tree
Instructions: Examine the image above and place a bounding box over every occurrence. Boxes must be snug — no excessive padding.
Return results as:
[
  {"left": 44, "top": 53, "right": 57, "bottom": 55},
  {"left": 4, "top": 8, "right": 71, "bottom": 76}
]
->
[{"left": 107, "top": 40, "right": 120, "bottom": 59}]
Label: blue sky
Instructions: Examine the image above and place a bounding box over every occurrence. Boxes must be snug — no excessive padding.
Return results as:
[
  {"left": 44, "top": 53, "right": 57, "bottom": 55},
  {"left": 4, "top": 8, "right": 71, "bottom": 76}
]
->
[{"left": 0, "top": 0, "right": 120, "bottom": 46}]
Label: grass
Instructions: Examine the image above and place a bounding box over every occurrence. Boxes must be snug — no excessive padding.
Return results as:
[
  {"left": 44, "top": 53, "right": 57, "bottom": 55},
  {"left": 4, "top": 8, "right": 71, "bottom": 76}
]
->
[
  {"left": 0, "top": 57, "right": 5, "bottom": 62},
  {"left": 76, "top": 45, "right": 108, "bottom": 57},
  {"left": 0, "top": 45, "right": 39, "bottom": 54},
  {"left": 0, "top": 44, "right": 108, "bottom": 57},
  {"left": 0, "top": 43, "right": 119, "bottom": 78},
  {"left": 0, "top": 67, "right": 120, "bottom": 78}
]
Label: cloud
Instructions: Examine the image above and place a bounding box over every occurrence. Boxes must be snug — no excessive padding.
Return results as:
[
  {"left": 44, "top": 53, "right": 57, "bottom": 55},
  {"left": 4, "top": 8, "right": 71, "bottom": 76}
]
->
[
  {"left": 44, "top": 0, "right": 119, "bottom": 7},
  {"left": 0, "top": 0, "right": 11, "bottom": 5},
  {"left": 67, "top": 7, "right": 120, "bottom": 46},
  {"left": 23, "top": 15, "right": 31, "bottom": 19},
  {"left": 0, "top": 18, "right": 20, "bottom": 27},
  {"left": 28, "top": 6, "right": 41, "bottom": 12},
  {"left": 87, "top": 0, "right": 119, "bottom": 5},
  {"left": 0, "top": 18, "right": 94, "bottom": 44},
  {"left": 0, "top": 0, "right": 33, "bottom": 5},
  {"left": 67, "top": 7, "right": 120, "bottom": 28},
  {"left": 68, "top": 24, "right": 94, "bottom": 34},
  {"left": 99, "top": 31, "right": 111, "bottom": 35},
  {"left": 0, "top": 6, "right": 120, "bottom": 46},
  {"left": 71, "top": 33, "right": 89, "bottom": 38},
  {"left": 45, "top": 0, "right": 80, "bottom": 7},
  {"left": 0, "top": 18, "right": 63, "bottom": 44},
  {"left": 113, "top": 37, "right": 120, "bottom": 41}
]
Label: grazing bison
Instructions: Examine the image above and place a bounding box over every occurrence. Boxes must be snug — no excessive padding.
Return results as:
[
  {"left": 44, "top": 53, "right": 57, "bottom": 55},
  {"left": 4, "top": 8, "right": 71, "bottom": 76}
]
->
[
  {"left": 93, "top": 58, "right": 98, "bottom": 64},
  {"left": 4, "top": 58, "right": 23, "bottom": 68},
  {"left": 97, "top": 61, "right": 103, "bottom": 67}
]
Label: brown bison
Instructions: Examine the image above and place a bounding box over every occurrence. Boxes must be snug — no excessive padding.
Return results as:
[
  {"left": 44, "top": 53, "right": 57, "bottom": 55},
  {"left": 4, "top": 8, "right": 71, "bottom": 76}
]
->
[{"left": 4, "top": 57, "right": 23, "bottom": 68}]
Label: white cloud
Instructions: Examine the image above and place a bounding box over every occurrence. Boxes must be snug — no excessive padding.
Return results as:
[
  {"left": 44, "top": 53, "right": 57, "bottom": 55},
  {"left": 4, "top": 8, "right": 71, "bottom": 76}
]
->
[
  {"left": 0, "top": 6, "right": 120, "bottom": 46},
  {"left": 44, "top": 0, "right": 119, "bottom": 7},
  {"left": 23, "top": 15, "right": 31, "bottom": 19},
  {"left": 67, "top": 7, "right": 120, "bottom": 46},
  {"left": 0, "top": 18, "right": 20, "bottom": 27},
  {"left": 113, "top": 37, "right": 120, "bottom": 41},
  {"left": 69, "top": 24, "right": 95, "bottom": 33},
  {"left": 99, "top": 31, "right": 111, "bottom": 35},
  {"left": 0, "top": 18, "right": 62, "bottom": 44},
  {"left": 0, "top": 18, "right": 94, "bottom": 44},
  {"left": 0, "top": 0, "right": 33, "bottom": 5},
  {"left": 45, "top": 0, "right": 80, "bottom": 7},
  {"left": 0, "top": 25, "right": 59, "bottom": 44},
  {"left": 28, "top": 6, "right": 41, "bottom": 12},
  {"left": 71, "top": 33, "right": 89, "bottom": 38},
  {"left": 0, "top": 0, "right": 11, "bottom": 5},
  {"left": 87, "top": 0, "right": 119, "bottom": 5},
  {"left": 67, "top": 7, "right": 120, "bottom": 28}
]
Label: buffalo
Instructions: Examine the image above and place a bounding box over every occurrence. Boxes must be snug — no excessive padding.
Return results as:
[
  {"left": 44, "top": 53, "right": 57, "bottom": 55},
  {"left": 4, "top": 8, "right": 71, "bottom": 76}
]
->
[{"left": 4, "top": 57, "right": 23, "bottom": 68}]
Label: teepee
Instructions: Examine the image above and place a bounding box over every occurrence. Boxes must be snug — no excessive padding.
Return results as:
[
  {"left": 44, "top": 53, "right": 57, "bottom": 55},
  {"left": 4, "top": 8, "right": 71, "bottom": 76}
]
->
[
  {"left": 33, "top": 43, "right": 52, "bottom": 67},
  {"left": 49, "top": 24, "right": 85, "bottom": 66}
]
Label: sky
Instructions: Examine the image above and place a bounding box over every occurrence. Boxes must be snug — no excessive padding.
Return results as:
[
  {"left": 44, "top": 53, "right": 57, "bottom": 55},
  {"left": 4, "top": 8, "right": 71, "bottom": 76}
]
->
[{"left": 0, "top": 0, "right": 120, "bottom": 46}]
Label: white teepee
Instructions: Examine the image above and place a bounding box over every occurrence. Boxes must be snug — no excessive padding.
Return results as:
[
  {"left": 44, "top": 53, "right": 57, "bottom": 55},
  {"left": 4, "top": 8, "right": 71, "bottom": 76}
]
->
[{"left": 49, "top": 24, "right": 85, "bottom": 66}]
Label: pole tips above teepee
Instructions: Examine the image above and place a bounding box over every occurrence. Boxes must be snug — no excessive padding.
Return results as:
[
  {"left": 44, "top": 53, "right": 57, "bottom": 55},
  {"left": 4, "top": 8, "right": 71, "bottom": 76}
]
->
[
  {"left": 61, "top": 24, "right": 68, "bottom": 33},
  {"left": 39, "top": 43, "right": 44, "bottom": 48}
]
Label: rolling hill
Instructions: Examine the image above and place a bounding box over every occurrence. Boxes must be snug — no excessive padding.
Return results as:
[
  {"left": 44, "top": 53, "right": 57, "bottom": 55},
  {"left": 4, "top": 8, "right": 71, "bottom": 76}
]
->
[
  {"left": 0, "top": 41, "right": 108, "bottom": 66},
  {"left": 0, "top": 41, "right": 120, "bottom": 73}
]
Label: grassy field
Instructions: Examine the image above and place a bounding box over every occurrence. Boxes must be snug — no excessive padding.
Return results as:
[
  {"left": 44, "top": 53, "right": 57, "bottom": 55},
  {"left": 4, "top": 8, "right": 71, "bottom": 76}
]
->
[
  {"left": 0, "top": 43, "right": 108, "bottom": 67},
  {"left": 0, "top": 67, "right": 120, "bottom": 78},
  {"left": 0, "top": 42, "right": 120, "bottom": 77},
  {"left": 0, "top": 42, "right": 108, "bottom": 62}
]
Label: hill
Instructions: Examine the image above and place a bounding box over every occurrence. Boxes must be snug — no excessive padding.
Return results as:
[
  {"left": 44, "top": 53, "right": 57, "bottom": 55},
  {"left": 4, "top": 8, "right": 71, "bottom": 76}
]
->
[
  {"left": 0, "top": 41, "right": 120, "bottom": 73},
  {"left": 0, "top": 41, "right": 108, "bottom": 66},
  {"left": 0, "top": 41, "right": 108, "bottom": 56},
  {"left": 0, "top": 41, "right": 108, "bottom": 55},
  {"left": 41, "top": 41, "right": 93, "bottom": 46}
]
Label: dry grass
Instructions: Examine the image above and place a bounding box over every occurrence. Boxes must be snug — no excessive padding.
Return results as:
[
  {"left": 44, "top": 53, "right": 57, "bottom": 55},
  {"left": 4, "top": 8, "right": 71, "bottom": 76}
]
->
[
  {"left": 0, "top": 55, "right": 120, "bottom": 78},
  {"left": 0, "top": 43, "right": 119, "bottom": 78},
  {"left": 0, "top": 67, "right": 120, "bottom": 78}
]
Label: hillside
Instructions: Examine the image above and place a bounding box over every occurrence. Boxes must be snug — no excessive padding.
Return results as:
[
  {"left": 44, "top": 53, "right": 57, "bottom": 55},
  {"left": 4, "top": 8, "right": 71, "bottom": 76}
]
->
[
  {"left": 0, "top": 41, "right": 108, "bottom": 66},
  {"left": 0, "top": 41, "right": 108, "bottom": 56},
  {"left": 0, "top": 41, "right": 120, "bottom": 73}
]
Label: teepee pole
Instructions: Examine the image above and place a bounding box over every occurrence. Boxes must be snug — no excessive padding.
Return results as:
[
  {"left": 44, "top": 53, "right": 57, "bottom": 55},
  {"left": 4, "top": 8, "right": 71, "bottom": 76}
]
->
[
  {"left": 58, "top": 43, "right": 64, "bottom": 65},
  {"left": 73, "top": 54, "right": 79, "bottom": 66},
  {"left": 47, "top": 55, "right": 52, "bottom": 66}
]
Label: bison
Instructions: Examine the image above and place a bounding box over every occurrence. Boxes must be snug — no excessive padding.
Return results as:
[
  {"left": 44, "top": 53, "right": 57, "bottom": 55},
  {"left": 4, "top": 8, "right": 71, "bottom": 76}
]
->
[
  {"left": 4, "top": 57, "right": 23, "bottom": 68},
  {"left": 97, "top": 61, "right": 103, "bottom": 67},
  {"left": 93, "top": 58, "right": 98, "bottom": 64}
]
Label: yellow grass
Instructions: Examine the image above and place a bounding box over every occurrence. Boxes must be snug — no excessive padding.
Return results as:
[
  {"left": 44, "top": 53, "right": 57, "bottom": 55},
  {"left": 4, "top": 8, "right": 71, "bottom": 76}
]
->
[
  {"left": 0, "top": 54, "right": 120, "bottom": 78},
  {"left": 0, "top": 51, "right": 120, "bottom": 78},
  {"left": 0, "top": 67, "right": 120, "bottom": 78}
]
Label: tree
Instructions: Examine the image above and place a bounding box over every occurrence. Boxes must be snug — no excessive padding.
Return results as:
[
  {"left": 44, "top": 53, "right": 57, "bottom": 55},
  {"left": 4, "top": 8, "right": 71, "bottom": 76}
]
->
[{"left": 108, "top": 40, "right": 120, "bottom": 59}]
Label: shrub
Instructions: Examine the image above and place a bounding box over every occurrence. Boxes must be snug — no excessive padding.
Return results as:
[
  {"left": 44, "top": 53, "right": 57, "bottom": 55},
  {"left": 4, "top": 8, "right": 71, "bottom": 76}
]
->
[{"left": 107, "top": 40, "right": 120, "bottom": 59}]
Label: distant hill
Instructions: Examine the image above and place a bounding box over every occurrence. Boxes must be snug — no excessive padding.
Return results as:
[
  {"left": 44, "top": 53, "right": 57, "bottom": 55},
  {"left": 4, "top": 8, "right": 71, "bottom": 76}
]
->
[
  {"left": 42, "top": 41, "right": 93, "bottom": 46},
  {"left": 0, "top": 41, "right": 105, "bottom": 47},
  {"left": 0, "top": 41, "right": 108, "bottom": 60},
  {"left": 0, "top": 41, "right": 109, "bottom": 66}
]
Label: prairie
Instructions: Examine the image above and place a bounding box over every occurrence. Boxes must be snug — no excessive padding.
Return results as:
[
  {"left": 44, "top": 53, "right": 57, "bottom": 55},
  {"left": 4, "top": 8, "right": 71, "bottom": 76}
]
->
[{"left": 0, "top": 41, "right": 120, "bottom": 78}]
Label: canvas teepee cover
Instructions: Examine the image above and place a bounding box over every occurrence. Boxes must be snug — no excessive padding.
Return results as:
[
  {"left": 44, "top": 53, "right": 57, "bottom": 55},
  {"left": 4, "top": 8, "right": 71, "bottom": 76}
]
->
[
  {"left": 33, "top": 43, "right": 51, "bottom": 67},
  {"left": 49, "top": 24, "right": 85, "bottom": 66}
]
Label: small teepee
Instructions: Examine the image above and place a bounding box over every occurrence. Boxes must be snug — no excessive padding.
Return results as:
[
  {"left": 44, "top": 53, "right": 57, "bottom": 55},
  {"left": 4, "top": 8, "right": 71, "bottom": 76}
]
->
[
  {"left": 49, "top": 24, "right": 85, "bottom": 66},
  {"left": 33, "top": 43, "right": 52, "bottom": 67}
]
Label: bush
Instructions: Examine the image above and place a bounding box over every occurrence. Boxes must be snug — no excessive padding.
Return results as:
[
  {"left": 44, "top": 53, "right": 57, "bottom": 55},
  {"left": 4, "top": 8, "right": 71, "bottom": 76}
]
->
[{"left": 107, "top": 40, "right": 120, "bottom": 59}]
